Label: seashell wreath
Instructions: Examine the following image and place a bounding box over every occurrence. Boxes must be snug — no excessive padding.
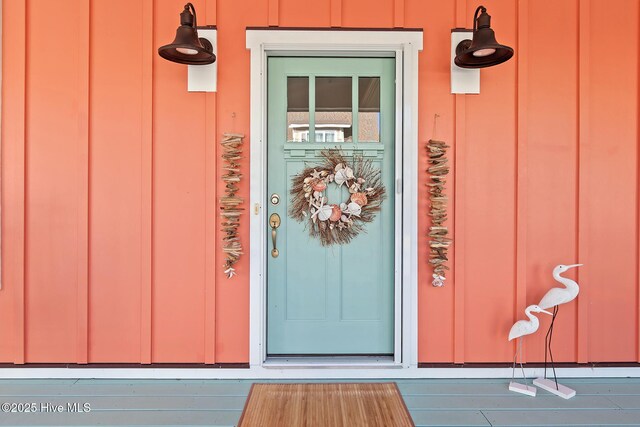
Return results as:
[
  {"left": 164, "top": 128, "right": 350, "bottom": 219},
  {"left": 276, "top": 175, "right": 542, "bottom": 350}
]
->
[{"left": 289, "top": 150, "right": 386, "bottom": 246}]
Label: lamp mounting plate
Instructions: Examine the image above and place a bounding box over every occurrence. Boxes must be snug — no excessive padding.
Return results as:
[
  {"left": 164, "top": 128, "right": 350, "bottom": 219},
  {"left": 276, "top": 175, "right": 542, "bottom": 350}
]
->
[
  {"left": 451, "top": 30, "right": 479, "bottom": 94},
  {"left": 188, "top": 29, "right": 217, "bottom": 92}
]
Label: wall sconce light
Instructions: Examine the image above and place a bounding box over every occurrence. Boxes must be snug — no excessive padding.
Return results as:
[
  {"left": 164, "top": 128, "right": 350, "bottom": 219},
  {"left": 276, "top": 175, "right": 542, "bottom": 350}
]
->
[
  {"left": 451, "top": 5, "right": 514, "bottom": 94},
  {"left": 158, "top": 3, "right": 217, "bottom": 92},
  {"left": 159, "top": 3, "right": 215, "bottom": 65}
]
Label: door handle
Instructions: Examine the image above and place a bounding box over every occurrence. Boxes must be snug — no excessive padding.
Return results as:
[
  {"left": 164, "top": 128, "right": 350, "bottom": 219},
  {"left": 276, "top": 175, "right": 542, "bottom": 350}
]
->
[{"left": 269, "top": 213, "right": 281, "bottom": 258}]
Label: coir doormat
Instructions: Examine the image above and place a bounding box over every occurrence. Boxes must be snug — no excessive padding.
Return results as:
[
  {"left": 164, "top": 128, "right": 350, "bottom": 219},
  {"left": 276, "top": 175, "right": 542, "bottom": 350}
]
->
[{"left": 237, "top": 383, "right": 414, "bottom": 427}]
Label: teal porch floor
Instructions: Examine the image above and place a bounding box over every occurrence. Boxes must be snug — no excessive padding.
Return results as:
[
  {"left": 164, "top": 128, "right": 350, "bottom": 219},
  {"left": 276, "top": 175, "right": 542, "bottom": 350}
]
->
[{"left": 1, "top": 378, "right": 640, "bottom": 426}]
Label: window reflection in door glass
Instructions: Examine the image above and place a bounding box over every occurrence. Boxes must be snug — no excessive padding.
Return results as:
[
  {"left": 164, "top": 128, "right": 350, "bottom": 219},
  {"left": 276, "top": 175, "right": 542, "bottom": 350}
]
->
[
  {"left": 315, "top": 77, "right": 353, "bottom": 143},
  {"left": 358, "top": 77, "right": 381, "bottom": 143},
  {"left": 287, "top": 77, "right": 309, "bottom": 142}
]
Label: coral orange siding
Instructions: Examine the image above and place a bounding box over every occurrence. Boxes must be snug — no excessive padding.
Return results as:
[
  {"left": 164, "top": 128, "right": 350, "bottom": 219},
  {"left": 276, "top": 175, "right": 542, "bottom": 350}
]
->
[{"left": 1, "top": 0, "right": 639, "bottom": 364}]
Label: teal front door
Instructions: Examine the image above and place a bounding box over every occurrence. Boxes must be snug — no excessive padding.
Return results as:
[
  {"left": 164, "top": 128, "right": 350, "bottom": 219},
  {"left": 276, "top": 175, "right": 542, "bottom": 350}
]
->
[{"left": 267, "top": 57, "right": 395, "bottom": 355}]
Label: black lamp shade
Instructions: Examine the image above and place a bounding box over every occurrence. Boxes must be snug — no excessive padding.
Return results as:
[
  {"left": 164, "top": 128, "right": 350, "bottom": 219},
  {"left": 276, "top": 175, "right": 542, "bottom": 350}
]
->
[
  {"left": 158, "top": 4, "right": 216, "bottom": 65},
  {"left": 454, "top": 6, "right": 514, "bottom": 69}
]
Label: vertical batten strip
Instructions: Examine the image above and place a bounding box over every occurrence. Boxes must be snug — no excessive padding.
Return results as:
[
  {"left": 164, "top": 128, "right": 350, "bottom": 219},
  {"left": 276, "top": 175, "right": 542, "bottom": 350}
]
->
[
  {"left": 209, "top": 0, "right": 217, "bottom": 25},
  {"left": 453, "top": 0, "right": 466, "bottom": 364},
  {"left": 204, "top": 0, "right": 217, "bottom": 364},
  {"left": 577, "top": 0, "right": 590, "bottom": 363},
  {"left": 4, "top": 0, "right": 27, "bottom": 364},
  {"left": 0, "top": 0, "right": 3, "bottom": 292},
  {"left": 330, "top": 0, "right": 342, "bottom": 27},
  {"left": 204, "top": 98, "right": 217, "bottom": 363},
  {"left": 453, "top": 98, "right": 465, "bottom": 364},
  {"left": 637, "top": 0, "right": 640, "bottom": 364},
  {"left": 140, "top": 0, "right": 153, "bottom": 364},
  {"left": 76, "top": 0, "right": 91, "bottom": 364},
  {"left": 393, "top": 0, "right": 404, "bottom": 28},
  {"left": 268, "top": 0, "right": 278, "bottom": 27},
  {"left": 515, "top": 0, "right": 528, "bottom": 360}
]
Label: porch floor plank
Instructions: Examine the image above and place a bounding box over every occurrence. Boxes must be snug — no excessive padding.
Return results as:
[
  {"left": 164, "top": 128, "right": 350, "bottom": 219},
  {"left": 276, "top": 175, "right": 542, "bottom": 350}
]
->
[
  {"left": 0, "top": 378, "right": 639, "bottom": 426},
  {"left": 0, "top": 383, "right": 252, "bottom": 397},
  {"left": 398, "top": 381, "right": 640, "bottom": 396},
  {"left": 0, "top": 396, "right": 247, "bottom": 411},
  {"left": 0, "top": 410, "right": 242, "bottom": 426},
  {"left": 409, "top": 409, "right": 491, "bottom": 426},
  {"left": 483, "top": 409, "right": 640, "bottom": 426},
  {"left": 604, "top": 395, "right": 640, "bottom": 409},
  {"left": 403, "top": 394, "right": 619, "bottom": 410}
]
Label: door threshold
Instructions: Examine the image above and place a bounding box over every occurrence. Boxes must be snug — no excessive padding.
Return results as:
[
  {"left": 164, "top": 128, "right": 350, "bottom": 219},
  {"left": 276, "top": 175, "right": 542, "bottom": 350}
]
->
[{"left": 263, "top": 355, "right": 400, "bottom": 369}]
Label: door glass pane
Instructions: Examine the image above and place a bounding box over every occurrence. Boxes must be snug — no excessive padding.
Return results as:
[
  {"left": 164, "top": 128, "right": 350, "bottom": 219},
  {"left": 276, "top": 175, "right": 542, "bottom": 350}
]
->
[
  {"left": 287, "top": 77, "right": 309, "bottom": 142},
  {"left": 358, "top": 77, "right": 381, "bottom": 143},
  {"left": 315, "top": 77, "right": 352, "bottom": 143}
]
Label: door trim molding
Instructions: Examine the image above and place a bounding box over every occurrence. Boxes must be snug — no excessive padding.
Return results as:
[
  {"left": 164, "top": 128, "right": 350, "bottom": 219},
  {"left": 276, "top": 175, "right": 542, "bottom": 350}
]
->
[{"left": 246, "top": 29, "right": 423, "bottom": 370}]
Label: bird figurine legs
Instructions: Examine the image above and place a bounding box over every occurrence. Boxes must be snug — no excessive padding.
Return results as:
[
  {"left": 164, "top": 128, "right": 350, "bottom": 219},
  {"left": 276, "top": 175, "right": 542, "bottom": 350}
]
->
[
  {"left": 508, "top": 337, "right": 537, "bottom": 397},
  {"left": 533, "top": 305, "right": 577, "bottom": 399},
  {"left": 542, "top": 305, "right": 560, "bottom": 389}
]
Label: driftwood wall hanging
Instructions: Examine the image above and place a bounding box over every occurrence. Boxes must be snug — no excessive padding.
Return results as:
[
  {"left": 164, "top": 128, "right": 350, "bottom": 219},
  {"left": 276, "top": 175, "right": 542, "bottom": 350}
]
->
[
  {"left": 220, "top": 133, "right": 244, "bottom": 278},
  {"left": 427, "top": 138, "right": 451, "bottom": 287}
]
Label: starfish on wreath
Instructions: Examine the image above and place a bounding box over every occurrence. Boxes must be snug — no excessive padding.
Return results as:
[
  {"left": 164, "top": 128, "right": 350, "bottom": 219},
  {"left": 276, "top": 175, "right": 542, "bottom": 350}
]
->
[{"left": 310, "top": 169, "right": 323, "bottom": 179}]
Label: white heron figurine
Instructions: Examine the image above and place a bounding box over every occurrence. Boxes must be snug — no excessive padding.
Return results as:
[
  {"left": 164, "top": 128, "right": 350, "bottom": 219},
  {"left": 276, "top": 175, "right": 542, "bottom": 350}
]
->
[
  {"left": 508, "top": 304, "right": 552, "bottom": 396},
  {"left": 533, "top": 263, "right": 582, "bottom": 399}
]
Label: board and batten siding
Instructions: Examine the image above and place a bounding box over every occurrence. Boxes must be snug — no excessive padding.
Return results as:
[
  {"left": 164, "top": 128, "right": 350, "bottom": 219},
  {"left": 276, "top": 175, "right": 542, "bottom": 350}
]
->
[{"left": 0, "top": 0, "right": 638, "bottom": 364}]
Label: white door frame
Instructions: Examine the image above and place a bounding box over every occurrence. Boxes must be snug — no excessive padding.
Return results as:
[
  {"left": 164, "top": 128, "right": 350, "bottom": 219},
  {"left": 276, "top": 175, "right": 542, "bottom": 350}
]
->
[{"left": 247, "top": 29, "right": 423, "bottom": 372}]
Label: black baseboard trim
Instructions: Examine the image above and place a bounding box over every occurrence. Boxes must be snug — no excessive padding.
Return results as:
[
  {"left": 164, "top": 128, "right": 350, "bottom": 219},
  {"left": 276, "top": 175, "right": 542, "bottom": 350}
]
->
[
  {"left": 418, "top": 362, "right": 640, "bottom": 368},
  {"left": 0, "top": 363, "right": 250, "bottom": 369},
  {"left": 1, "top": 362, "right": 637, "bottom": 369}
]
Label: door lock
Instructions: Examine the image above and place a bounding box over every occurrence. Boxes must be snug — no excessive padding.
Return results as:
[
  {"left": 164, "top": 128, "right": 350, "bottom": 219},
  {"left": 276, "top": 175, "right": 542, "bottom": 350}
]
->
[
  {"left": 270, "top": 193, "right": 280, "bottom": 205},
  {"left": 269, "top": 213, "right": 281, "bottom": 258}
]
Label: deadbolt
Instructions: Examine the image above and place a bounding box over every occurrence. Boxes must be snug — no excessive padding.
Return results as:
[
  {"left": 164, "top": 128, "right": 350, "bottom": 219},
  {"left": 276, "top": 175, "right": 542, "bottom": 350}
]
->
[{"left": 270, "top": 193, "right": 280, "bottom": 205}]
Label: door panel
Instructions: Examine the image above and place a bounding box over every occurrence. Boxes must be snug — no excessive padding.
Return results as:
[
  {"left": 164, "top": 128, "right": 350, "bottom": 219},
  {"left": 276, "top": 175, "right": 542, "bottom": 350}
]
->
[{"left": 267, "top": 57, "right": 395, "bottom": 355}]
